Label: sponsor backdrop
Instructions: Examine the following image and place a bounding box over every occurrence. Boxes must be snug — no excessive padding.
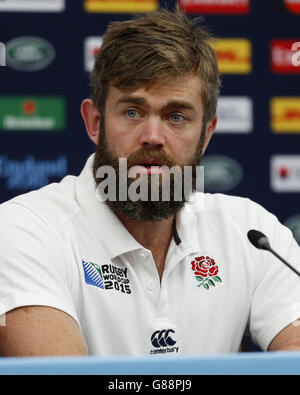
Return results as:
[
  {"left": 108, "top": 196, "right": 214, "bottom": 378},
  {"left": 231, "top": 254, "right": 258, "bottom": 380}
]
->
[{"left": 0, "top": 0, "right": 300, "bottom": 351}]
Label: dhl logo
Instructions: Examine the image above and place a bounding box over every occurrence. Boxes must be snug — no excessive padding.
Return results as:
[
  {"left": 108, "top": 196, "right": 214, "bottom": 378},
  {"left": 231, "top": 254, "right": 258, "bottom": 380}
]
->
[
  {"left": 212, "top": 39, "right": 252, "bottom": 74},
  {"left": 271, "top": 98, "right": 300, "bottom": 133},
  {"left": 84, "top": 0, "right": 158, "bottom": 13}
]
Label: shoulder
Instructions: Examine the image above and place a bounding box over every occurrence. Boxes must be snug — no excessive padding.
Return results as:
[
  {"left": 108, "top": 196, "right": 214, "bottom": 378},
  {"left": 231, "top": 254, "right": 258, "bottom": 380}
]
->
[
  {"left": 193, "top": 193, "right": 295, "bottom": 254},
  {"left": 189, "top": 192, "right": 288, "bottom": 245},
  {"left": 0, "top": 175, "right": 80, "bottom": 240},
  {"left": 191, "top": 192, "right": 274, "bottom": 220}
]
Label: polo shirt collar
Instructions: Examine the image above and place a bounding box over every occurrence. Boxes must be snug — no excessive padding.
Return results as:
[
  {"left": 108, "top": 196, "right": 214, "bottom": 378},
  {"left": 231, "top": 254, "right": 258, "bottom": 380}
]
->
[
  {"left": 76, "top": 154, "right": 201, "bottom": 259},
  {"left": 175, "top": 198, "right": 202, "bottom": 254},
  {"left": 76, "top": 154, "right": 141, "bottom": 259}
]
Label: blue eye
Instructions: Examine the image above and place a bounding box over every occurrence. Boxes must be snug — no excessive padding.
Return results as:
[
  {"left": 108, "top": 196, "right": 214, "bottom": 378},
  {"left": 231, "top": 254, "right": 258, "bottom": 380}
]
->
[
  {"left": 170, "top": 113, "right": 185, "bottom": 123},
  {"left": 127, "top": 109, "right": 139, "bottom": 118}
]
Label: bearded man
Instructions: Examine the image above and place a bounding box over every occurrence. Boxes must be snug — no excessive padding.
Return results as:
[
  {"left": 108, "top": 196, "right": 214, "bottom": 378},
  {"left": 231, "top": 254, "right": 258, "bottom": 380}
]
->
[{"left": 1, "top": 5, "right": 300, "bottom": 357}]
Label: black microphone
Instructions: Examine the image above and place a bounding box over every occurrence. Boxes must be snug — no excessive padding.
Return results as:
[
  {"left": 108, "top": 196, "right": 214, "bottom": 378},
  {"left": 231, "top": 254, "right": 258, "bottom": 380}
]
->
[{"left": 247, "top": 229, "right": 300, "bottom": 278}]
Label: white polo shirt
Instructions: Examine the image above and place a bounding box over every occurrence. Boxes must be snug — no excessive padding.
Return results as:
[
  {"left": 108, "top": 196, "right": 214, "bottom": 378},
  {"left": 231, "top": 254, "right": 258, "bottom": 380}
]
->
[{"left": 1, "top": 154, "right": 300, "bottom": 356}]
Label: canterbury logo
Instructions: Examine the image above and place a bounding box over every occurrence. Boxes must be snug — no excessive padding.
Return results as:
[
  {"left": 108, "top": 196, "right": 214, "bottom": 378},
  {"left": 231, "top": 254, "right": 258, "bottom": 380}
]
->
[{"left": 151, "top": 329, "right": 176, "bottom": 348}]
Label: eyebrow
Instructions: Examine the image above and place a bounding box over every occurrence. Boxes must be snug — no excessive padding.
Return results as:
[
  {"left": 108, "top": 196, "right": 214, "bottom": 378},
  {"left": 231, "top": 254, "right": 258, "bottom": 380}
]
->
[
  {"left": 116, "top": 96, "right": 196, "bottom": 112},
  {"left": 117, "top": 96, "right": 146, "bottom": 106}
]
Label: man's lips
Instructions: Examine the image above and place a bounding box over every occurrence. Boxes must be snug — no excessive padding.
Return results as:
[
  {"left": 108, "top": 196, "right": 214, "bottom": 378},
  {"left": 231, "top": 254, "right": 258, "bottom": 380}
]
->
[{"left": 129, "top": 159, "right": 164, "bottom": 175}]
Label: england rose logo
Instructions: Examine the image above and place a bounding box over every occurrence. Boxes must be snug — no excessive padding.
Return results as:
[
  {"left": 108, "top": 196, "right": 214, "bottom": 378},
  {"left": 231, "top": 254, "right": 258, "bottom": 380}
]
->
[{"left": 191, "top": 256, "right": 222, "bottom": 290}]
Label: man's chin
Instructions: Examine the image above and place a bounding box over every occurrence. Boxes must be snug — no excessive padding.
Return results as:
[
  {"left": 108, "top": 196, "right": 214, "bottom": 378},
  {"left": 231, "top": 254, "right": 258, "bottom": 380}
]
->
[{"left": 103, "top": 199, "right": 186, "bottom": 222}]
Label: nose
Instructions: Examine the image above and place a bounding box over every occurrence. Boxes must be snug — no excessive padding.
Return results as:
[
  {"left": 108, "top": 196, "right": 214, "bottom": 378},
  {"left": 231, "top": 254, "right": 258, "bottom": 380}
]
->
[{"left": 139, "top": 117, "right": 165, "bottom": 148}]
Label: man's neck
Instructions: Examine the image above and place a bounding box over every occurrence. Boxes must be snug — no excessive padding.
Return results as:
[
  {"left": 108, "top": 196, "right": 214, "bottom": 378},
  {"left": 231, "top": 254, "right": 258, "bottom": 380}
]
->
[{"left": 116, "top": 211, "right": 175, "bottom": 251}]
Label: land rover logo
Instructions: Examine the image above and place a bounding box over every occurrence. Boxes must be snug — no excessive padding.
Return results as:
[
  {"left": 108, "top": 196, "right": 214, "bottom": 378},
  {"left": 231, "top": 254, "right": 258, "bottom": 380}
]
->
[
  {"left": 202, "top": 155, "right": 243, "bottom": 192},
  {"left": 6, "top": 36, "right": 55, "bottom": 71},
  {"left": 285, "top": 215, "right": 300, "bottom": 245}
]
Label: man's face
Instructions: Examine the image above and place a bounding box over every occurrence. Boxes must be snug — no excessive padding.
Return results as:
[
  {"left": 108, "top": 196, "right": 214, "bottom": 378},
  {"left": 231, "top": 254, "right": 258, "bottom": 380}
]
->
[{"left": 94, "top": 73, "right": 216, "bottom": 221}]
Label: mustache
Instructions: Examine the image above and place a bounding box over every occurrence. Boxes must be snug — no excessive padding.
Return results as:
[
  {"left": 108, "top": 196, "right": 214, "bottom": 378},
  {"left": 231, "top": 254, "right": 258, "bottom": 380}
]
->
[{"left": 126, "top": 148, "right": 178, "bottom": 169}]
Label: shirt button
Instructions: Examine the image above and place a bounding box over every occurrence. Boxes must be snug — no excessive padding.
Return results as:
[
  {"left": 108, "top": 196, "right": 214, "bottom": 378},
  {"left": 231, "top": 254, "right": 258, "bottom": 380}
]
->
[
  {"left": 147, "top": 281, "right": 155, "bottom": 291},
  {"left": 139, "top": 252, "right": 146, "bottom": 260},
  {"left": 179, "top": 244, "right": 185, "bottom": 252}
]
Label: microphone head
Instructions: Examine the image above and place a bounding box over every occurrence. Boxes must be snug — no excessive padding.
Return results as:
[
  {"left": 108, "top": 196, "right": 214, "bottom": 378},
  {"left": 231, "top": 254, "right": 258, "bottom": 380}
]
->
[{"left": 247, "top": 229, "right": 271, "bottom": 251}]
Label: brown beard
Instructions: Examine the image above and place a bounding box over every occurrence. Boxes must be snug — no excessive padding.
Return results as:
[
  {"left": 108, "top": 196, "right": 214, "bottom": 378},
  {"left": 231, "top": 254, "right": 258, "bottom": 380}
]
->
[{"left": 93, "top": 119, "right": 205, "bottom": 222}]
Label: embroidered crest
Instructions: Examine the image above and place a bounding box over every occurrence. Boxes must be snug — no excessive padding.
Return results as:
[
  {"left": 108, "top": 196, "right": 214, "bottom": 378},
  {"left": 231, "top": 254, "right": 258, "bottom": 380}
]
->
[{"left": 191, "top": 256, "right": 222, "bottom": 290}]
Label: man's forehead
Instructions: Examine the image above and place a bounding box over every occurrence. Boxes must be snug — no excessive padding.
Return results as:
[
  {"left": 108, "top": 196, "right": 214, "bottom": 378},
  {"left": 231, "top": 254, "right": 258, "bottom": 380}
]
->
[{"left": 108, "top": 74, "right": 203, "bottom": 107}]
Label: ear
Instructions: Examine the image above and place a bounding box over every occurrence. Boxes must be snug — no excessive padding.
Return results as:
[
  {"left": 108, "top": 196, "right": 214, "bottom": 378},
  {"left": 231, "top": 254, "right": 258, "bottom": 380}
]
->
[
  {"left": 202, "top": 115, "right": 217, "bottom": 154},
  {"left": 81, "top": 99, "right": 101, "bottom": 145}
]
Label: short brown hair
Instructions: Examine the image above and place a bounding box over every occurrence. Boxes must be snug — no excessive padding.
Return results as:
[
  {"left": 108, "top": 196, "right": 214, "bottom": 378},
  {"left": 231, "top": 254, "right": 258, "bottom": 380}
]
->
[{"left": 91, "top": 4, "right": 221, "bottom": 125}]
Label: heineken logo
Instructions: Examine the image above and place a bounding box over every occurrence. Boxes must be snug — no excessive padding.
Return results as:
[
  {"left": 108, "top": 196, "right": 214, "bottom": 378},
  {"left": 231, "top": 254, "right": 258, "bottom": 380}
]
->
[
  {"left": 0, "top": 96, "right": 65, "bottom": 131},
  {"left": 22, "top": 99, "right": 37, "bottom": 116},
  {"left": 6, "top": 36, "right": 55, "bottom": 71}
]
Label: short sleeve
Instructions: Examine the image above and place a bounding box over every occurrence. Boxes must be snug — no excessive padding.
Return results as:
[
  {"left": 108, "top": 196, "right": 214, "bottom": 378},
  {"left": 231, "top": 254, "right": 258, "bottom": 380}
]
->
[
  {"left": 0, "top": 202, "right": 80, "bottom": 326},
  {"left": 249, "top": 212, "right": 300, "bottom": 351}
]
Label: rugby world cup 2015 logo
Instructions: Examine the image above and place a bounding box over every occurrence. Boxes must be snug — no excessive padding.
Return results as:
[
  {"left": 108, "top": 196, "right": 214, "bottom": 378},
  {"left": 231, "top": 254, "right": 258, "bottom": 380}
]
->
[
  {"left": 82, "top": 260, "right": 131, "bottom": 294},
  {"left": 82, "top": 260, "right": 104, "bottom": 289}
]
